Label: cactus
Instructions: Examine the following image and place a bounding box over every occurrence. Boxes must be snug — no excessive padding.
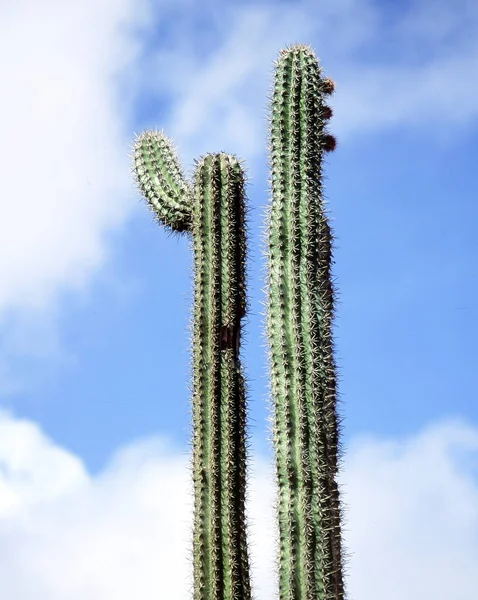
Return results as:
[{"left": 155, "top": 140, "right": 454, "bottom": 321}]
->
[
  {"left": 132, "top": 132, "right": 252, "bottom": 600},
  {"left": 131, "top": 42, "right": 346, "bottom": 600},
  {"left": 265, "top": 45, "right": 345, "bottom": 600}
]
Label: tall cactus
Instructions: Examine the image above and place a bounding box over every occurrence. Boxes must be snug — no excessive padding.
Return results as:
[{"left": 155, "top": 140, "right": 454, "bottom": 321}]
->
[
  {"left": 132, "top": 131, "right": 252, "bottom": 600},
  {"left": 266, "top": 45, "right": 345, "bottom": 600}
]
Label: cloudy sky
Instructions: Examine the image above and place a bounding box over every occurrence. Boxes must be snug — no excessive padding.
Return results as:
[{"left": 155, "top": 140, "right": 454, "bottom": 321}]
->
[{"left": 1, "top": 0, "right": 477, "bottom": 598}]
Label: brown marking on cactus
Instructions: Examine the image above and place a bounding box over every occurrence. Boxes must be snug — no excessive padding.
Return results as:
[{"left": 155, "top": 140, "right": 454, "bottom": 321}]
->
[
  {"left": 323, "top": 134, "right": 337, "bottom": 153},
  {"left": 233, "top": 326, "right": 240, "bottom": 359},
  {"left": 219, "top": 325, "right": 241, "bottom": 360},
  {"left": 322, "top": 105, "right": 333, "bottom": 120},
  {"left": 322, "top": 77, "right": 335, "bottom": 95},
  {"left": 220, "top": 325, "right": 234, "bottom": 350}
]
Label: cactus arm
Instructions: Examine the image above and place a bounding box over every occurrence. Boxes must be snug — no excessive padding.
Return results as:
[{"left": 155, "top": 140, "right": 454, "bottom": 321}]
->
[
  {"left": 132, "top": 130, "right": 192, "bottom": 232},
  {"left": 191, "top": 154, "right": 251, "bottom": 600},
  {"left": 267, "top": 44, "right": 344, "bottom": 600}
]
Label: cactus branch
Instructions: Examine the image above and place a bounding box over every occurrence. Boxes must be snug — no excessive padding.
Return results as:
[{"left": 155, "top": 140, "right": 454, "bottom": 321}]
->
[{"left": 132, "top": 130, "right": 192, "bottom": 232}]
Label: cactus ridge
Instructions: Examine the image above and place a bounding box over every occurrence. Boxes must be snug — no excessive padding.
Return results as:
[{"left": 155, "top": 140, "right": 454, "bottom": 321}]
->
[
  {"left": 131, "top": 139, "right": 252, "bottom": 600},
  {"left": 266, "top": 44, "right": 345, "bottom": 600}
]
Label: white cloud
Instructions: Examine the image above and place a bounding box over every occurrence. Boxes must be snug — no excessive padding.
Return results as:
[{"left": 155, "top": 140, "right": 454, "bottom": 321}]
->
[
  {"left": 136, "top": 0, "right": 478, "bottom": 165},
  {"left": 0, "top": 410, "right": 476, "bottom": 599},
  {"left": 141, "top": 5, "right": 317, "bottom": 166},
  {"left": 328, "top": 0, "right": 478, "bottom": 138},
  {"left": 343, "top": 418, "right": 478, "bottom": 599},
  {"left": 0, "top": 0, "right": 150, "bottom": 313},
  {"left": 332, "top": 44, "right": 478, "bottom": 140},
  {"left": 0, "top": 0, "right": 154, "bottom": 390}
]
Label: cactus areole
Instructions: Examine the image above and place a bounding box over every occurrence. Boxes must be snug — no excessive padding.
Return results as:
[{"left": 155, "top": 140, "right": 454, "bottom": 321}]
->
[
  {"left": 132, "top": 135, "right": 252, "bottom": 600},
  {"left": 266, "top": 45, "right": 345, "bottom": 600}
]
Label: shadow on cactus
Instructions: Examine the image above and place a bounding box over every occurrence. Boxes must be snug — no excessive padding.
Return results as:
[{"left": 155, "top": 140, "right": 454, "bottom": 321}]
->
[{"left": 132, "top": 131, "right": 252, "bottom": 600}]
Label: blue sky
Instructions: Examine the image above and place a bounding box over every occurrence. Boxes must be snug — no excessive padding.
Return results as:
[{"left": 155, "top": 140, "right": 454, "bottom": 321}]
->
[{"left": 0, "top": 0, "right": 477, "bottom": 598}]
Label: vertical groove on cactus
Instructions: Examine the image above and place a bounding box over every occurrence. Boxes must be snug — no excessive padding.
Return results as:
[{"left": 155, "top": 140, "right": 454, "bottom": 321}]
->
[
  {"left": 131, "top": 135, "right": 251, "bottom": 600},
  {"left": 266, "top": 44, "right": 345, "bottom": 600}
]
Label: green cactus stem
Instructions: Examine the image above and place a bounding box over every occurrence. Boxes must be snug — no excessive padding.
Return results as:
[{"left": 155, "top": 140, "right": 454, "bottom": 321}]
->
[
  {"left": 266, "top": 45, "right": 345, "bottom": 600},
  {"left": 132, "top": 133, "right": 251, "bottom": 600}
]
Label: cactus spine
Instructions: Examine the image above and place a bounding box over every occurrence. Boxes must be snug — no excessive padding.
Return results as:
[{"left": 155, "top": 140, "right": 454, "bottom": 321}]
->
[
  {"left": 266, "top": 45, "right": 345, "bottom": 600},
  {"left": 132, "top": 132, "right": 251, "bottom": 600}
]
